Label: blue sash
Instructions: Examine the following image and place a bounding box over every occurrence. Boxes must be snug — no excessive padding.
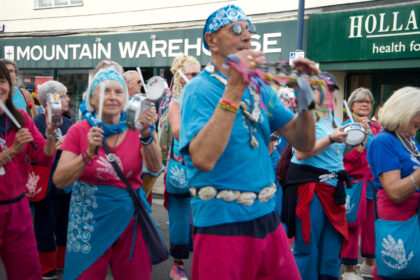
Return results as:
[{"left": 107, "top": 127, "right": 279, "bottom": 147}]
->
[
  {"left": 63, "top": 180, "right": 150, "bottom": 280},
  {"left": 166, "top": 139, "right": 189, "bottom": 194},
  {"left": 345, "top": 178, "right": 363, "bottom": 224},
  {"left": 375, "top": 204, "right": 420, "bottom": 278}
]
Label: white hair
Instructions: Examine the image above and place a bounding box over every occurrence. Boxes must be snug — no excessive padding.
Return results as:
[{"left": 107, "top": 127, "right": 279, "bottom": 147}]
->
[
  {"left": 38, "top": 80, "right": 67, "bottom": 107},
  {"left": 379, "top": 86, "right": 420, "bottom": 132}
]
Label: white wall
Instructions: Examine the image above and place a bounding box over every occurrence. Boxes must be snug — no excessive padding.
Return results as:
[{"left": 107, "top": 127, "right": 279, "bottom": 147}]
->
[{"left": 0, "top": 0, "right": 373, "bottom": 33}]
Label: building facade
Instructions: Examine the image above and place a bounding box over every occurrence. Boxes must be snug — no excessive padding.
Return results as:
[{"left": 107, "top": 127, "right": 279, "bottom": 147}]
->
[{"left": 1, "top": 0, "right": 419, "bottom": 127}]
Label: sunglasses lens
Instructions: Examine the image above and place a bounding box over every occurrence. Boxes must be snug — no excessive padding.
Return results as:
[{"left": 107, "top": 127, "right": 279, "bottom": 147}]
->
[
  {"left": 232, "top": 24, "right": 242, "bottom": 35},
  {"left": 247, "top": 24, "right": 256, "bottom": 34}
]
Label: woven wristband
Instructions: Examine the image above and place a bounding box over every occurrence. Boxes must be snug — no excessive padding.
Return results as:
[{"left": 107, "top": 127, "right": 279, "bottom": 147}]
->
[{"left": 218, "top": 99, "right": 239, "bottom": 113}]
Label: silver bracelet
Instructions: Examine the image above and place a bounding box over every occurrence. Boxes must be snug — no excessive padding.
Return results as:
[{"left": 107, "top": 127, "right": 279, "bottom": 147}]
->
[
  {"left": 410, "top": 174, "right": 419, "bottom": 191},
  {"left": 3, "top": 148, "right": 11, "bottom": 162}
]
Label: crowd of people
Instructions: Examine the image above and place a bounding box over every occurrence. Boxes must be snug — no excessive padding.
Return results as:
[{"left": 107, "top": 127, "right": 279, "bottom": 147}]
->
[{"left": 0, "top": 3, "right": 419, "bottom": 280}]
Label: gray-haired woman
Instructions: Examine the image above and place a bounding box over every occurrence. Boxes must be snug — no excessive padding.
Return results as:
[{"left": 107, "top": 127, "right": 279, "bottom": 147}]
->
[
  {"left": 367, "top": 86, "right": 420, "bottom": 279},
  {"left": 341, "top": 87, "right": 381, "bottom": 280},
  {"left": 32, "top": 80, "right": 73, "bottom": 279}
]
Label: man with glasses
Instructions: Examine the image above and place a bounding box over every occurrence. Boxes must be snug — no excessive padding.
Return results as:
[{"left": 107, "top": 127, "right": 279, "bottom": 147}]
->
[
  {"left": 179, "top": 4, "right": 318, "bottom": 279},
  {"left": 123, "top": 70, "right": 143, "bottom": 98}
]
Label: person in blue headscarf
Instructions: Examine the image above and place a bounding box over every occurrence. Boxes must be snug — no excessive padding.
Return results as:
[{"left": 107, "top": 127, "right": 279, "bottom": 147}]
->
[{"left": 53, "top": 68, "right": 162, "bottom": 280}]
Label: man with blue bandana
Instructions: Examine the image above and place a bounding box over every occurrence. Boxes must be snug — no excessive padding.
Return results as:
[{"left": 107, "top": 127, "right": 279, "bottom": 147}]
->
[{"left": 179, "top": 4, "right": 317, "bottom": 279}]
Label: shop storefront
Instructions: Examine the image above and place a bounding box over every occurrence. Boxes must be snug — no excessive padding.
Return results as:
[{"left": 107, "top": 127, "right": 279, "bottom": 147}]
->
[
  {"left": 308, "top": 3, "right": 420, "bottom": 112},
  {"left": 0, "top": 19, "right": 304, "bottom": 120}
]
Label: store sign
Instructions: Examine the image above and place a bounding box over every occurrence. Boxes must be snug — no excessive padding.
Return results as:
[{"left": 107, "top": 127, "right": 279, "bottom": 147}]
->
[
  {"left": 308, "top": 4, "right": 420, "bottom": 62},
  {"left": 0, "top": 20, "right": 302, "bottom": 68}
]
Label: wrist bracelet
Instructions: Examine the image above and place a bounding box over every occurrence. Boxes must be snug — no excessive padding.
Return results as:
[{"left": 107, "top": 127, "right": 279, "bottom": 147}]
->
[
  {"left": 218, "top": 99, "right": 239, "bottom": 113},
  {"left": 410, "top": 174, "right": 419, "bottom": 191},
  {"left": 82, "top": 149, "right": 95, "bottom": 166},
  {"left": 46, "top": 130, "right": 57, "bottom": 141},
  {"left": 140, "top": 134, "right": 154, "bottom": 146},
  {"left": 328, "top": 135, "right": 335, "bottom": 144}
]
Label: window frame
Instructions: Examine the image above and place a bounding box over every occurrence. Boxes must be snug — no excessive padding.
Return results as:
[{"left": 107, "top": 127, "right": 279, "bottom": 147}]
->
[{"left": 34, "top": 0, "right": 83, "bottom": 9}]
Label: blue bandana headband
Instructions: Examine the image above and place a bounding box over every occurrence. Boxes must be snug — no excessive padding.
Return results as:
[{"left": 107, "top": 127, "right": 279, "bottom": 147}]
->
[
  {"left": 86, "top": 69, "right": 129, "bottom": 111},
  {"left": 203, "top": 4, "right": 252, "bottom": 50}
]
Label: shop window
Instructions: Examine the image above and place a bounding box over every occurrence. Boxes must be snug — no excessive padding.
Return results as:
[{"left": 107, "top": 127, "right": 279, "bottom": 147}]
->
[{"left": 36, "top": 0, "right": 83, "bottom": 9}]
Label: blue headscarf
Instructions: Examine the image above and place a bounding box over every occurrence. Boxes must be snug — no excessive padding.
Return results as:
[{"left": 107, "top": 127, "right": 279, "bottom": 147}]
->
[
  {"left": 84, "top": 69, "right": 129, "bottom": 139},
  {"left": 203, "top": 4, "right": 253, "bottom": 50}
]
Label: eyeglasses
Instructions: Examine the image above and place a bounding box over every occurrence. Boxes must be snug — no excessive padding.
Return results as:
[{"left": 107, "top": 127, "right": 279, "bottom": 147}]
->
[
  {"left": 231, "top": 23, "right": 256, "bottom": 36},
  {"left": 59, "top": 94, "right": 69, "bottom": 100},
  {"left": 355, "top": 99, "right": 373, "bottom": 105},
  {"left": 185, "top": 72, "right": 199, "bottom": 78},
  {"left": 328, "top": 86, "right": 337, "bottom": 92}
]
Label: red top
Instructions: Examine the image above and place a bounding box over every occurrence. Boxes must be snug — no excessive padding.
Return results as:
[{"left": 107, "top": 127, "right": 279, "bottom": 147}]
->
[
  {"left": 60, "top": 120, "right": 143, "bottom": 190},
  {"left": 0, "top": 110, "right": 54, "bottom": 200}
]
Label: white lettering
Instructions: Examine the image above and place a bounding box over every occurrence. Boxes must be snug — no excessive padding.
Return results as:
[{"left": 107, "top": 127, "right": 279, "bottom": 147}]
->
[
  {"left": 365, "top": 14, "right": 377, "bottom": 34},
  {"left": 152, "top": 40, "right": 167, "bottom": 57},
  {"left": 378, "top": 13, "right": 390, "bottom": 32},
  {"left": 79, "top": 44, "right": 92, "bottom": 59},
  {"left": 184, "top": 38, "right": 201, "bottom": 56},
  {"left": 17, "top": 46, "right": 30, "bottom": 61},
  {"left": 30, "top": 45, "right": 43, "bottom": 61},
  {"left": 406, "top": 10, "right": 418, "bottom": 30},
  {"left": 263, "top": 32, "right": 282, "bottom": 53},
  {"left": 410, "top": 40, "right": 420, "bottom": 51},
  {"left": 118, "top": 41, "right": 137, "bottom": 58},
  {"left": 168, "top": 39, "right": 183, "bottom": 57},
  {"left": 43, "top": 45, "right": 55, "bottom": 60},
  {"left": 349, "top": 15, "right": 364, "bottom": 38},
  {"left": 68, "top": 44, "right": 81, "bottom": 59},
  {"left": 251, "top": 34, "right": 262, "bottom": 51},
  {"left": 372, "top": 41, "right": 406, "bottom": 54},
  {"left": 392, "top": 12, "right": 403, "bottom": 31},
  {"left": 56, "top": 45, "right": 68, "bottom": 60},
  {"left": 98, "top": 43, "right": 111, "bottom": 59},
  {"left": 135, "top": 41, "right": 151, "bottom": 58}
]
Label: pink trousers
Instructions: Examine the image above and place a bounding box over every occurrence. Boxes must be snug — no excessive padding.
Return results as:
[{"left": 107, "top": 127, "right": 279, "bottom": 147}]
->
[
  {"left": 341, "top": 198, "right": 375, "bottom": 263},
  {"left": 0, "top": 196, "right": 42, "bottom": 280},
  {"left": 192, "top": 224, "right": 301, "bottom": 280},
  {"left": 78, "top": 218, "right": 152, "bottom": 280}
]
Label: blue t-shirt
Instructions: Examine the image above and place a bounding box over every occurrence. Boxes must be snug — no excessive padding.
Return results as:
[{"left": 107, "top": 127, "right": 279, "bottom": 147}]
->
[
  {"left": 291, "top": 112, "right": 345, "bottom": 186},
  {"left": 12, "top": 87, "right": 27, "bottom": 110},
  {"left": 367, "top": 131, "right": 420, "bottom": 191},
  {"left": 179, "top": 67, "right": 294, "bottom": 227}
]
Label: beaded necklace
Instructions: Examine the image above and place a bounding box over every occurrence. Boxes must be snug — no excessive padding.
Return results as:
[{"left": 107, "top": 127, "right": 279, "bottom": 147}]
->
[
  {"left": 205, "top": 63, "right": 261, "bottom": 149},
  {"left": 396, "top": 132, "right": 420, "bottom": 158}
]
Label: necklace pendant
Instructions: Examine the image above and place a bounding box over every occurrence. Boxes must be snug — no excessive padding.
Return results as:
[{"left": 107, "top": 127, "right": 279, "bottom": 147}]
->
[
  {"left": 250, "top": 135, "right": 259, "bottom": 149},
  {"left": 106, "top": 153, "right": 117, "bottom": 162},
  {"left": 0, "top": 166, "right": 5, "bottom": 176}
]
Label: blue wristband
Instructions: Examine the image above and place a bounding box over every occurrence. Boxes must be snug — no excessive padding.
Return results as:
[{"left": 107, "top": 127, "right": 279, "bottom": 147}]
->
[{"left": 140, "top": 134, "right": 154, "bottom": 146}]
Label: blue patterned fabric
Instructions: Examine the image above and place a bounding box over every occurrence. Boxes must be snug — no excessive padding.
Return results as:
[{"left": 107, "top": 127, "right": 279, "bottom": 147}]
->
[
  {"left": 64, "top": 180, "right": 150, "bottom": 280},
  {"left": 86, "top": 69, "right": 128, "bottom": 111},
  {"left": 203, "top": 4, "right": 252, "bottom": 49},
  {"left": 85, "top": 111, "right": 127, "bottom": 140}
]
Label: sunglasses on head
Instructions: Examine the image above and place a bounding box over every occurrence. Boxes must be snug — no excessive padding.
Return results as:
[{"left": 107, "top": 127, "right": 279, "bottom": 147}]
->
[{"left": 231, "top": 23, "right": 256, "bottom": 35}]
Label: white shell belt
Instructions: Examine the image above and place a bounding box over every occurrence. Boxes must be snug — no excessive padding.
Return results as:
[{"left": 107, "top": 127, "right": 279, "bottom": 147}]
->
[{"left": 190, "top": 184, "right": 277, "bottom": 206}]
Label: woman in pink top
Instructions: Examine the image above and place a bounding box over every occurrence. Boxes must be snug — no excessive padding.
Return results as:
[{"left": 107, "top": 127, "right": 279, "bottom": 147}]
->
[
  {"left": 53, "top": 68, "right": 162, "bottom": 280},
  {"left": 0, "top": 61, "right": 59, "bottom": 279}
]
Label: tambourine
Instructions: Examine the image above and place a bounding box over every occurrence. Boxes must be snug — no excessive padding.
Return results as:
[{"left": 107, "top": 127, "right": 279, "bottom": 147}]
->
[
  {"left": 342, "top": 122, "right": 367, "bottom": 146},
  {"left": 46, "top": 93, "right": 62, "bottom": 125},
  {"left": 126, "top": 76, "right": 167, "bottom": 131}
]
